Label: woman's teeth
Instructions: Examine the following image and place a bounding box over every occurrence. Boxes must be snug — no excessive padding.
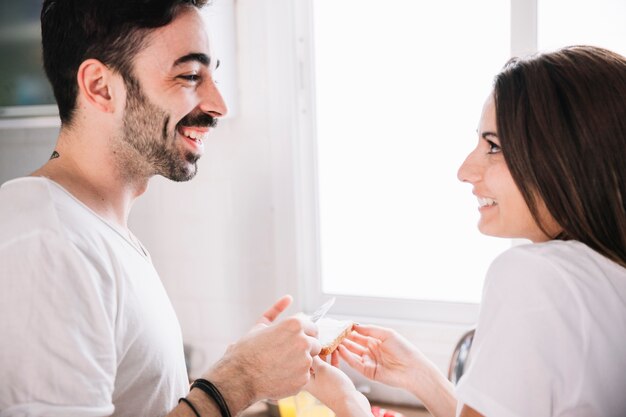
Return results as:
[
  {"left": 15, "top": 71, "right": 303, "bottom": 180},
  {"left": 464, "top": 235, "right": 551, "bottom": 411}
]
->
[{"left": 478, "top": 197, "right": 497, "bottom": 207}]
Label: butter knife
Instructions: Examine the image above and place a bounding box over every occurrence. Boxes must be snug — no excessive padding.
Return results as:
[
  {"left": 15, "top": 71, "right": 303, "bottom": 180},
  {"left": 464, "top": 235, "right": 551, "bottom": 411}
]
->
[{"left": 309, "top": 297, "right": 336, "bottom": 322}]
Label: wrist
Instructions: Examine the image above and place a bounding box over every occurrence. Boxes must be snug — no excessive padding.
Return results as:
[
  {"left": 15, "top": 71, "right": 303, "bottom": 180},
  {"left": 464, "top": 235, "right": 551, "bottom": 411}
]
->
[
  {"left": 201, "top": 359, "right": 257, "bottom": 415},
  {"left": 186, "top": 388, "right": 224, "bottom": 417},
  {"left": 332, "top": 392, "right": 371, "bottom": 417},
  {"left": 408, "top": 361, "right": 456, "bottom": 417},
  {"left": 393, "top": 351, "right": 424, "bottom": 394}
]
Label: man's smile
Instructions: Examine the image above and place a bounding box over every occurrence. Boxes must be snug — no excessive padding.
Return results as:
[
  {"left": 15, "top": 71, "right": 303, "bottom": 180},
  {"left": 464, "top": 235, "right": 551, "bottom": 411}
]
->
[{"left": 178, "top": 125, "right": 209, "bottom": 145}]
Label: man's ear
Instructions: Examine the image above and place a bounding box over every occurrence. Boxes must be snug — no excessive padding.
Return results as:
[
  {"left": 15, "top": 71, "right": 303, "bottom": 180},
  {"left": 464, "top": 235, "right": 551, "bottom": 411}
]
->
[{"left": 76, "top": 59, "right": 120, "bottom": 113}]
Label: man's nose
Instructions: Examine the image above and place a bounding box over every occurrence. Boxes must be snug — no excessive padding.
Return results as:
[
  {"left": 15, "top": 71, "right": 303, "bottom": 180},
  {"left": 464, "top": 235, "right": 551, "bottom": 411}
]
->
[{"left": 199, "top": 78, "right": 228, "bottom": 118}]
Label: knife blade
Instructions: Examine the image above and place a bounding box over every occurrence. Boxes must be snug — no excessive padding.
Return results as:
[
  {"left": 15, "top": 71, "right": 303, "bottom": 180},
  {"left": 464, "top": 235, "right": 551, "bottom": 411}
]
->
[{"left": 309, "top": 297, "right": 336, "bottom": 322}]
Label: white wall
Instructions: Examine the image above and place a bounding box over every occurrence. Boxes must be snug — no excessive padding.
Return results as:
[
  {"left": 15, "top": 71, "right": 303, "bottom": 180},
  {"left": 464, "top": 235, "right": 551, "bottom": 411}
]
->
[{"left": 0, "top": 125, "right": 58, "bottom": 185}]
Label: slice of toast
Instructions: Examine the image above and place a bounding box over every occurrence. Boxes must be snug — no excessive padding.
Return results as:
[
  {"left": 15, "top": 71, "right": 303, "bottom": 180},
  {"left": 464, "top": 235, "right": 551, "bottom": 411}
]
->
[{"left": 317, "top": 317, "right": 354, "bottom": 356}]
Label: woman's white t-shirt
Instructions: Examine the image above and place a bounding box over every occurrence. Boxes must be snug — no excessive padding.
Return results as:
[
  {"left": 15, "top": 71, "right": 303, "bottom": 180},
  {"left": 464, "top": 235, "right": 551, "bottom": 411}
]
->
[
  {"left": 0, "top": 177, "right": 189, "bottom": 417},
  {"left": 456, "top": 240, "right": 626, "bottom": 417}
]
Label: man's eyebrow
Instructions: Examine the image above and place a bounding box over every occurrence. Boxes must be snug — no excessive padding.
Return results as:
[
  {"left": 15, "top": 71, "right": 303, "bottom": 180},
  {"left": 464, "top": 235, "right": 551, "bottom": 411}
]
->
[{"left": 173, "top": 53, "right": 211, "bottom": 67}]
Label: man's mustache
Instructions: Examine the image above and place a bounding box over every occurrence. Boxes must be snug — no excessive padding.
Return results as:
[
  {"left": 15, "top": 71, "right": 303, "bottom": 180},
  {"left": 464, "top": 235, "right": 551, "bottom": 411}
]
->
[{"left": 178, "top": 112, "right": 218, "bottom": 129}]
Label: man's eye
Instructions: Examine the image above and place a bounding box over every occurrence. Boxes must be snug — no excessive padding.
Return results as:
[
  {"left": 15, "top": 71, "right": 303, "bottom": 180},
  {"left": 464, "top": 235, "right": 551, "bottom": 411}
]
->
[
  {"left": 487, "top": 140, "right": 501, "bottom": 154},
  {"left": 179, "top": 74, "right": 200, "bottom": 82}
]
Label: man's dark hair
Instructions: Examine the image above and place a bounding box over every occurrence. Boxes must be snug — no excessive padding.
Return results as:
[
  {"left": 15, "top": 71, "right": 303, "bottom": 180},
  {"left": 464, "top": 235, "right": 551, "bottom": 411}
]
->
[{"left": 41, "top": 0, "right": 209, "bottom": 125}]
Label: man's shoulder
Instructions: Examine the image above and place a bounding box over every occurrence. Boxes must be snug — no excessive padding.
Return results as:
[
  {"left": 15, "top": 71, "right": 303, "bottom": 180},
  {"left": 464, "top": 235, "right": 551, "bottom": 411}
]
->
[
  {"left": 0, "top": 177, "right": 64, "bottom": 239},
  {"left": 0, "top": 176, "right": 103, "bottom": 249}
]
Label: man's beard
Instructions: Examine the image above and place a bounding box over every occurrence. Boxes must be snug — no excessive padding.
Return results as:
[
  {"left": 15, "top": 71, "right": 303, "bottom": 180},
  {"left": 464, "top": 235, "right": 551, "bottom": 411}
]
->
[{"left": 119, "top": 75, "right": 216, "bottom": 182}]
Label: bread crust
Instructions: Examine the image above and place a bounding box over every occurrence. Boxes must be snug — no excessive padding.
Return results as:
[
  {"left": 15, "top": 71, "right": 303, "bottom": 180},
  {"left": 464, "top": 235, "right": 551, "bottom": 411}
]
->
[{"left": 318, "top": 319, "right": 354, "bottom": 356}]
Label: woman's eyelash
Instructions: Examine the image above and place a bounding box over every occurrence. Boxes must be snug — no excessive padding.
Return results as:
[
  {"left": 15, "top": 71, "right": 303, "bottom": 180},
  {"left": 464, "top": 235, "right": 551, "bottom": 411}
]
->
[{"left": 486, "top": 140, "right": 501, "bottom": 154}]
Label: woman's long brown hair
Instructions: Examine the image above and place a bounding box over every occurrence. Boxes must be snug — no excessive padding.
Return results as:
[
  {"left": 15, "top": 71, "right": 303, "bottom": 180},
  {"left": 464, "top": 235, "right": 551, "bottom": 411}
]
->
[{"left": 493, "top": 46, "right": 626, "bottom": 268}]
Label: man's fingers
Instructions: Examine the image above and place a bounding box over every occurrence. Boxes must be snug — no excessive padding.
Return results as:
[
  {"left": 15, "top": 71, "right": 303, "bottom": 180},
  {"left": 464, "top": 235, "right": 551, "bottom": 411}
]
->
[
  {"left": 331, "top": 350, "right": 340, "bottom": 367},
  {"left": 309, "top": 336, "right": 322, "bottom": 357},
  {"left": 300, "top": 317, "right": 319, "bottom": 338},
  {"left": 257, "top": 294, "right": 293, "bottom": 325}
]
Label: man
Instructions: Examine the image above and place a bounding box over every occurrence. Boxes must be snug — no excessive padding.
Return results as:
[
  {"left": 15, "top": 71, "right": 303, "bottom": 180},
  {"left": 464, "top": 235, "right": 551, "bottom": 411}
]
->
[{"left": 0, "top": 1, "right": 322, "bottom": 416}]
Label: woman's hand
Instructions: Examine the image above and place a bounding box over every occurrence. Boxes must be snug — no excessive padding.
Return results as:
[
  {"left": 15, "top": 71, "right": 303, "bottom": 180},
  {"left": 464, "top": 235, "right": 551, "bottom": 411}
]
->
[
  {"left": 304, "top": 354, "right": 371, "bottom": 417},
  {"left": 339, "top": 324, "right": 457, "bottom": 417},
  {"left": 338, "top": 324, "right": 424, "bottom": 390}
]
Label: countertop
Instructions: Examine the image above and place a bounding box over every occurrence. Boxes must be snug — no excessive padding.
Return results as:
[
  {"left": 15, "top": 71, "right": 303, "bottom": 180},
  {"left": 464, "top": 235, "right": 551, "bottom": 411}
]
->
[{"left": 242, "top": 401, "right": 431, "bottom": 417}]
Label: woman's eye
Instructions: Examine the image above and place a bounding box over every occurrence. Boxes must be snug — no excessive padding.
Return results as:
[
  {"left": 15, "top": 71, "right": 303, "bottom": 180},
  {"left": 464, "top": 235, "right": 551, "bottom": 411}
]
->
[{"left": 487, "top": 140, "right": 501, "bottom": 154}]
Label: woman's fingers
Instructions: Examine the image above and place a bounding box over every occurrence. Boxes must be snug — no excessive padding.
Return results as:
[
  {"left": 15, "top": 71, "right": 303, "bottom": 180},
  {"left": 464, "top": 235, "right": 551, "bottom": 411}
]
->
[
  {"left": 342, "top": 337, "right": 367, "bottom": 355},
  {"left": 352, "top": 324, "right": 392, "bottom": 340},
  {"left": 337, "top": 344, "right": 365, "bottom": 370},
  {"left": 347, "top": 330, "right": 377, "bottom": 347},
  {"left": 337, "top": 344, "right": 378, "bottom": 381}
]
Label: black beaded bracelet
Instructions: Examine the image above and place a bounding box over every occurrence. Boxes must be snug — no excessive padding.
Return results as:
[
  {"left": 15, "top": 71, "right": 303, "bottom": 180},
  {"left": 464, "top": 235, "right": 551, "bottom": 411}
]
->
[
  {"left": 179, "top": 397, "right": 201, "bottom": 417},
  {"left": 191, "top": 378, "right": 232, "bottom": 417}
]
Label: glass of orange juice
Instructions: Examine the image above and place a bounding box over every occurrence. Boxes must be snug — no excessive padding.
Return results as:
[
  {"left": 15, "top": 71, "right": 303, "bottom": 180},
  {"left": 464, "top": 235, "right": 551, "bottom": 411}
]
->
[
  {"left": 278, "top": 392, "right": 335, "bottom": 417},
  {"left": 294, "top": 391, "right": 335, "bottom": 417}
]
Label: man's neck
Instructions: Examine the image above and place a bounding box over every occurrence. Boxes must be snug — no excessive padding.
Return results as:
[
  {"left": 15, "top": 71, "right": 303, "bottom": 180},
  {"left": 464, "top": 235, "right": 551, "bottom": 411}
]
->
[{"left": 31, "top": 130, "right": 150, "bottom": 230}]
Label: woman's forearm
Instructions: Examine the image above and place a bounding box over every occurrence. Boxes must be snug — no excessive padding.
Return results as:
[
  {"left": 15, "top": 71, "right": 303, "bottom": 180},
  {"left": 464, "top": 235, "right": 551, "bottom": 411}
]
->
[
  {"left": 333, "top": 392, "right": 372, "bottom": 417},
  {"left": 406, "top": 358, "right": 457, "bottom": 417}
]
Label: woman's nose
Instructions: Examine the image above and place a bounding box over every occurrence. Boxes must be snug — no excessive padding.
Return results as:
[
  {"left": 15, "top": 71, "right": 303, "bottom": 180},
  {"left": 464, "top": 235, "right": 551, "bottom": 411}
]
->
[{"left": 457, "top": 150, "right": 481, "bottom": 184}]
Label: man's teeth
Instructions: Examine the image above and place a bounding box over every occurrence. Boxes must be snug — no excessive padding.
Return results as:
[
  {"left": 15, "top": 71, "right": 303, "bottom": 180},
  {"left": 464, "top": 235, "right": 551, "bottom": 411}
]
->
[
  {"left": 182, "top": 129, "right": 208, "bottom": 142},
  {"left": 478, "top": 197, "right": 497, "bottom": 207}
]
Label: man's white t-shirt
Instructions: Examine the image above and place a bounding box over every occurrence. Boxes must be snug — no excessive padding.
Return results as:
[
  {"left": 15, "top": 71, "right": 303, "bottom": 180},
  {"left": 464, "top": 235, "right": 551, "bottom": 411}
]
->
[
  {"left": 0, "top": 177, "right": 189, "bottom": 417},
  {"left": 456, "top": 240, "right": 626, "bottom": 417}
]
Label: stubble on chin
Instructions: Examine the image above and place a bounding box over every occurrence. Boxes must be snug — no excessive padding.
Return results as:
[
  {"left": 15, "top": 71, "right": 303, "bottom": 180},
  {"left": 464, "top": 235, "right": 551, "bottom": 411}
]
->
[{"left": 116, "top": 76, "right": 200, "bottom": 183}]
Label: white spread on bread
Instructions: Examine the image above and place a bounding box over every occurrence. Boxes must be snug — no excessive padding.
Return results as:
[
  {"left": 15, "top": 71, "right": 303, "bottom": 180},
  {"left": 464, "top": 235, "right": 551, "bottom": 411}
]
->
[{"left": 317, "top": 317, "right": 353, "bottom": 355}]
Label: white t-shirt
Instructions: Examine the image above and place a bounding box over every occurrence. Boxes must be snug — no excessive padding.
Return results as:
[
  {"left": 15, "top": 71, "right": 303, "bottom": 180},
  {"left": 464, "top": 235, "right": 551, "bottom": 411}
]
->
[
  {"left": 0, "top": 177, "right": 189, "bottom": 417},
  {"left": 456, "top": 240, "right": 626, "bottom": 417}
]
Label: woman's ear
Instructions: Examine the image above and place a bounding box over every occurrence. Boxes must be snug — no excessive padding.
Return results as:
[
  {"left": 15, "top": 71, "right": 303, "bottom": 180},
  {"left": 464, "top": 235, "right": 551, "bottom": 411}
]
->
[{"left": 76, "top": 59, "right": 119, "bottom": 113}]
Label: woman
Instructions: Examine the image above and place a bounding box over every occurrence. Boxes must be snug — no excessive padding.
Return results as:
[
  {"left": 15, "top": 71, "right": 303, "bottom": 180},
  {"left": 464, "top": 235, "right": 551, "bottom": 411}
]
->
[{"left": 305, "top": 46, "right": 626, "bottom": 417}]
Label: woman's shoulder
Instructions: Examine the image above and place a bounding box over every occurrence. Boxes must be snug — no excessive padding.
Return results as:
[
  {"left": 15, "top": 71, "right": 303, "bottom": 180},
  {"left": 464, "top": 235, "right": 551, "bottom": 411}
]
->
[
  {"left": 493, "top": 240, "right": 623, "bottom": 274},
  {"left": 485, "top": 240, "right": 626, "bottom": 301}
]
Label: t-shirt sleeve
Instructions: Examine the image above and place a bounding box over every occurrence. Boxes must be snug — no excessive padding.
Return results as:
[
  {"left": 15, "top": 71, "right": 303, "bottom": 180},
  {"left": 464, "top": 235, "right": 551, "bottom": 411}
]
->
[
  {"left": 0, "top": 232, "right": 117, "bottom": 417},
  {"left": 455, "top": 246, "right": 583, "bottom": 417}
]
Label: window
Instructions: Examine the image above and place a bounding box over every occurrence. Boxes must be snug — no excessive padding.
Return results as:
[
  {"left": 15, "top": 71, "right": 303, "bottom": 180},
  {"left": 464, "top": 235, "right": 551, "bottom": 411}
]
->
[
  {"left": 538, "top": 0, "right": 626, "bottom": 55},
  {"left": 0, "top": 0, "right": 56, "bottom": 118},
  {"left": 312, "top": 0, "right": 511, "bottom": 308},
  {"left": 298, "top": 0, "right": 512, "bottom": 325},
  {"left": 296, "top": 0, "right": 626, "bottom": 322}
]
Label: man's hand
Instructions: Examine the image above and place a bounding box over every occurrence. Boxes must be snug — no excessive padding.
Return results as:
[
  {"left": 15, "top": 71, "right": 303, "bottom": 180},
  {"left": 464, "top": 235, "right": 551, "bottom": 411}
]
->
[
  {"left": 255, "top": 294, "right": 293, "bottom": 327},
  {"left": 201, "top": 295, "right": 322, "bottom": 414}
]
